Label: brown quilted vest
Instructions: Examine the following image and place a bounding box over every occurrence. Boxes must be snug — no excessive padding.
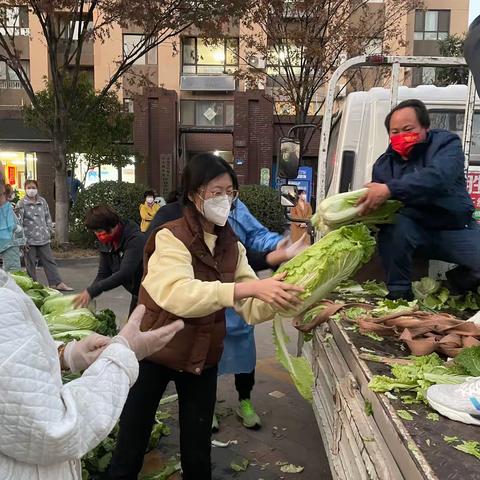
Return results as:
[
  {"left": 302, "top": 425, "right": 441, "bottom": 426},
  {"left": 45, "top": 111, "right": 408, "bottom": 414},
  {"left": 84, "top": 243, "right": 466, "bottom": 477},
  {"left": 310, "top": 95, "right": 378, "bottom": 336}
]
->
[{"left": 138, "top": 206, "right": 239, "bottom": 374}]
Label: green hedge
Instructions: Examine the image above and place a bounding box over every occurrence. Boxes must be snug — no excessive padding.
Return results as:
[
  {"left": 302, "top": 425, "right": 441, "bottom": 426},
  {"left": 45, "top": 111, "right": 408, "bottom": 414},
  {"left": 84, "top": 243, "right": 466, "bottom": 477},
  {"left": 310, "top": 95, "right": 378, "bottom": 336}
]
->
[
  {"left": 69, "top": 181, "right": 147, "bottom": 247},
  {"left": 239, "top": 185, "right": 286, "bottom": 234}
]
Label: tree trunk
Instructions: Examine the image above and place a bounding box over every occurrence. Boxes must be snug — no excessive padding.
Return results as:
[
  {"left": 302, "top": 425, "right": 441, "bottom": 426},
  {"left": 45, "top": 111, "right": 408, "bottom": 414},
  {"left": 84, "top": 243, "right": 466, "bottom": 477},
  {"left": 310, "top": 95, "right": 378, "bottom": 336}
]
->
[{"left": 52, "top": 132, "right": 69, "bottom": 244}]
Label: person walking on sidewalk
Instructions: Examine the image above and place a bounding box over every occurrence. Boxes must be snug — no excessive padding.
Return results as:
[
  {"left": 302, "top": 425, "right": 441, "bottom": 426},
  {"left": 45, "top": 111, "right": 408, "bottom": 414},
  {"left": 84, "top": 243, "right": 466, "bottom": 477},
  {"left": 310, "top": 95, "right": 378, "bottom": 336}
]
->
[
  {"left": 17, "top": 180, "right": 72, "bottom": 291},
  {"left": 106, "top": 153, "right": 303, "bottom": 480},
  {"left": 73, "top": 205, "right": 146, "bottom": 314}
]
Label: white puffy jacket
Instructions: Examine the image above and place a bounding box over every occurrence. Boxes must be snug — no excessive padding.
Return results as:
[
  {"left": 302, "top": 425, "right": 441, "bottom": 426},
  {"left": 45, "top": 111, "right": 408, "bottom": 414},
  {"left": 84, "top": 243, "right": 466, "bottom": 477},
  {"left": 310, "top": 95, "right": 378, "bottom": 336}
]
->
[{"left": 0, "top": 271, "right": 139, "bottom": 480}]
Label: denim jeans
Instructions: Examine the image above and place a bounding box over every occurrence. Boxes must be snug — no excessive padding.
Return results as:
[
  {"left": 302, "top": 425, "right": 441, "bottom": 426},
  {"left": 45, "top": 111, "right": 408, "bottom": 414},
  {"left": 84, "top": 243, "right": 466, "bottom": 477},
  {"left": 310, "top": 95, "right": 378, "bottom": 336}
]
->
[
  {"left": 0, "top": 245, "right": 21, "bottom": 272},
  {"left": 378, "top": 214, "right": 480, "bottom": 295}
]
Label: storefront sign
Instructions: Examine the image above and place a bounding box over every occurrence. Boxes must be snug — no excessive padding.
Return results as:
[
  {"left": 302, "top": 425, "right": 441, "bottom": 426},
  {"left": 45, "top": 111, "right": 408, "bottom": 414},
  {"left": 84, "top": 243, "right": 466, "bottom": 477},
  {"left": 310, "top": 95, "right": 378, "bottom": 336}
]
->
[
  {"left": 467, "top": 168, "right": 480, "bottom": 221},
  {"left": 7, "top": 166, "right": 16, "bottom": 186},
  {"left": 277, "top": 166, "right": 313, "bottom": 202}
]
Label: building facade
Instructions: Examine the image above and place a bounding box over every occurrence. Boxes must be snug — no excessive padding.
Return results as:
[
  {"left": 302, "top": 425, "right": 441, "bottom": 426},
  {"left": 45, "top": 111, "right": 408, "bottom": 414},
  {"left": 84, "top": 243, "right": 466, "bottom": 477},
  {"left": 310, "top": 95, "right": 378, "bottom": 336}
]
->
[{"left": 0, "top": 1, "right": 471, "bottom": 202}]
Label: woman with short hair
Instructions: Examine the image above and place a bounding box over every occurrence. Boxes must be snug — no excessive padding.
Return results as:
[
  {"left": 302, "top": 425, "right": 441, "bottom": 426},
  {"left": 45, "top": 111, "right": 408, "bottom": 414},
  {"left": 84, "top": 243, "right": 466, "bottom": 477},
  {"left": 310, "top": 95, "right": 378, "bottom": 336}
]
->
[{"left": 74, "top": 204, "right": 145, "bottom": 314}]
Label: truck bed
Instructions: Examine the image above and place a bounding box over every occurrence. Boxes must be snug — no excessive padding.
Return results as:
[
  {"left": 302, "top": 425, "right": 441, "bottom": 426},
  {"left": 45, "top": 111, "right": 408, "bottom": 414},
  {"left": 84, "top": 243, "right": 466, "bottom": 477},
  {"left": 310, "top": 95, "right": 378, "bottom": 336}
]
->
[{"left": 307, "top": 314, "right": 479, "bottom": 479}]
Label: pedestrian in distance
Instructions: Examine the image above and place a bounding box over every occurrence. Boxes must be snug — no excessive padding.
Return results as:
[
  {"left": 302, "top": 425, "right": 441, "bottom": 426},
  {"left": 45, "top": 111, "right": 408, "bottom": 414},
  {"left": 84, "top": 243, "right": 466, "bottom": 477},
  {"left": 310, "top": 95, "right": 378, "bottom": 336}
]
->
[
  {"left": 67, "top": 169, "right": 83, "bottom": 207},
  {"left": 0, "top": 182, "right": 22, "bottom": 272},
  {"left": 73, "top": 205, "right": 146, "bottom": 315},
  {"left": 106, "top": 153, "right": 303, "bottom": 480},
  {"left": 17, "top": 179, "right": 73, "bottom": 291},
  {"left": 139, "top": 189, "right": 160, "bottom": 232}
]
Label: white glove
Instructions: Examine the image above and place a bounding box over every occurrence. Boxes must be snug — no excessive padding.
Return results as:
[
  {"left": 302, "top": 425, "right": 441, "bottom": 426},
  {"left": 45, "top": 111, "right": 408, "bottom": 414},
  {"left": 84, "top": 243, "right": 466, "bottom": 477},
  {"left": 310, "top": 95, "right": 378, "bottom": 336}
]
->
[
  {"left": 285, "top": 233, "right": 309, "bottom": 260},
  {"left": 63, "top": 333, "right": 111, "bottom": 373},
  {"left": 112, "top": 305, "right": 184, "bottom": 360}
]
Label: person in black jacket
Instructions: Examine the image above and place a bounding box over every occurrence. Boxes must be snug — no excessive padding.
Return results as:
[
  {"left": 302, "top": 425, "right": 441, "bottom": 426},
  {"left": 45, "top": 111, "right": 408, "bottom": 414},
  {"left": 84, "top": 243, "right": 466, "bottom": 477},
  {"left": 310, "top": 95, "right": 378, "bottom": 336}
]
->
[
  {"left": 358, "top": 99, "right": 480, "bottom": 300},
  {"left": 74, "top": 205, "right": 146, "bottom": 314}
]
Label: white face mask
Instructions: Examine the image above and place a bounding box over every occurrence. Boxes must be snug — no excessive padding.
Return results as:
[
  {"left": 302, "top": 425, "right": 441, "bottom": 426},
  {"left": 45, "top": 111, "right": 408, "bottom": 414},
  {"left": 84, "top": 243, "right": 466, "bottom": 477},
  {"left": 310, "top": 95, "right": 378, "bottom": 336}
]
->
[
  {"left": 202, "top": 195, "right": 232, "bottom": 226},
  {"left": 26, "top": 188, "right": 38, "bottom": 198},
  {"left": 146, "top": 196, "right": 154, "bottom": 204}
]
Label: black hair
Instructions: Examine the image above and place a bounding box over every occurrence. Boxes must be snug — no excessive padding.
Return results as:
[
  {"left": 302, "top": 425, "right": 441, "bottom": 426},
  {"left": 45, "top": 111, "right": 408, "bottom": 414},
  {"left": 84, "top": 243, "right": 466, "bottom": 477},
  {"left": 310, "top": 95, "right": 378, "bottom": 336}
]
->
[
  {"left": 384, "top": 99, "right": 431, "bottom": 131},
  {"left": 144, "top": 190, "right": 156, "bottom": 199},
  {"left": 85, "top": 204, "right": 121, "bottom": 231},
  {"left": 182, "top": 153, "right": 238, "bottom": 206},
  {"left": 298, "top": 189, "right": 306, "bottom": 195},
  {"left": 67, "top": 169, "right": 72, "bottom": 176}
]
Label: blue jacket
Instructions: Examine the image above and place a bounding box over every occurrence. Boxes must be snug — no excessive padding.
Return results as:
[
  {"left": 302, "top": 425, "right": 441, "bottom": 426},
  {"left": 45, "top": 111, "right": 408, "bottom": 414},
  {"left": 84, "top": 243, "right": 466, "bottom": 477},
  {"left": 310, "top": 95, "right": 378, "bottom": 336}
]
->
[
  {"left": 372, "top": 129, "right": 474, "bottom": 230},
  {"left": 228, "top": 199, "right": 283, "bottom": 252}
]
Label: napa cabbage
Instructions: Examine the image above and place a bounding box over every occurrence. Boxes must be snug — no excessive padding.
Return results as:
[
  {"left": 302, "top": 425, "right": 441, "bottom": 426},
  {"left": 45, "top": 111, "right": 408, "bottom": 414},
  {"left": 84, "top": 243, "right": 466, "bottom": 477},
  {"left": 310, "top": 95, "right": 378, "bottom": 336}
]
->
[{"left": 311, "top": 188, "right": 402, "bottom": 233}]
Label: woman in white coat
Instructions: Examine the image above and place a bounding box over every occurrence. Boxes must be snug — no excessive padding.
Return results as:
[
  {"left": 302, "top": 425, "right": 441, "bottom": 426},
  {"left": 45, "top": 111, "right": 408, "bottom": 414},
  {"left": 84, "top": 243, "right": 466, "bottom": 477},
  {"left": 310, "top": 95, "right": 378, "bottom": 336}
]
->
[{"left": 0, "top": 269, "right": 183, "bottom": 480}]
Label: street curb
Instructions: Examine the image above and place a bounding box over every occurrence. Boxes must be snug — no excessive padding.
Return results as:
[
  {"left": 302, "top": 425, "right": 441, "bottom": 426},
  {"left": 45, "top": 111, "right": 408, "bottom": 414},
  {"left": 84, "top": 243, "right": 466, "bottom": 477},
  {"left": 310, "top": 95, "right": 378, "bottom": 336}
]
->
[{"left": 54, "top": 256, "right": 99, "bottom": 266}]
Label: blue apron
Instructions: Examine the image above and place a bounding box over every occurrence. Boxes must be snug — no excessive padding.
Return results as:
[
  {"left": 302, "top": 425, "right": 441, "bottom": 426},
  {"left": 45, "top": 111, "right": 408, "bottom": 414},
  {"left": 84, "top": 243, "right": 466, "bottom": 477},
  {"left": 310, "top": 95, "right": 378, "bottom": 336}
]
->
[{"left": 218, "top": 200, "right": 283, "bottom": 375}]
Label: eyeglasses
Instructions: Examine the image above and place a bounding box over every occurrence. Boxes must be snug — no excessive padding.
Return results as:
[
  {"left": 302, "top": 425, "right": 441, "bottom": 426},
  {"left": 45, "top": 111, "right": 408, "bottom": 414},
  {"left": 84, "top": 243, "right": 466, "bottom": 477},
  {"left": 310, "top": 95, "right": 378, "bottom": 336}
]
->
[{"left": 202, "top": 189, "right": 239, "bottom": 201}]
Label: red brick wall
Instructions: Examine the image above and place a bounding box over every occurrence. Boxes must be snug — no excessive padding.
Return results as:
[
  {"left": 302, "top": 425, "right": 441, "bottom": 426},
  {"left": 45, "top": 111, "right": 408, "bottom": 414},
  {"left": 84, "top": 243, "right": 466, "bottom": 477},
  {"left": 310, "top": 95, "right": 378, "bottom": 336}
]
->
[
  {"left": 233, "top": 91, "right": 274, "bottom": 184},
  {"left": 133, "top": 88, "right": 178, "bottom": 196}
]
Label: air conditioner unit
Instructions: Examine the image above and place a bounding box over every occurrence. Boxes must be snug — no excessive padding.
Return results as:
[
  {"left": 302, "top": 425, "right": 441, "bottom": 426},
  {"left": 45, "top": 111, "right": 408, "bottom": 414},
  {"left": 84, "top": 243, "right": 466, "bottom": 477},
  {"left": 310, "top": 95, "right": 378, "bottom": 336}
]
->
[{"left": 250, "top": 56, "right": 266, "bottom": 70}]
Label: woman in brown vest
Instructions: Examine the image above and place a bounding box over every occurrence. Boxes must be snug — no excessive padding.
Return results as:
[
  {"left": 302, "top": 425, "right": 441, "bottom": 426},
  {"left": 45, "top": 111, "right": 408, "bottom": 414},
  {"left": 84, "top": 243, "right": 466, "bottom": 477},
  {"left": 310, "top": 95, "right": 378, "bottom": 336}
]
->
[{"left": 107, "top": 154, "right": 303, "bottom": 480}]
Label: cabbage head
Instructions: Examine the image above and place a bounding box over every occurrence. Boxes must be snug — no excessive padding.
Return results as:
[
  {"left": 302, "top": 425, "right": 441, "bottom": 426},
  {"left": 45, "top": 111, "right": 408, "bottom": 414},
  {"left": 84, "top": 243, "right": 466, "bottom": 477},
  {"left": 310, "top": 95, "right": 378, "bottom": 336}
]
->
[
  {"left": 10, "top": 272, "right": 34, "bottom": 291},
  {"left": 312, "top": 189, "right": 402, "bottom": 233},
  {"left": 45, "top": 309, "right": 100, "bottom": 333},
  {"left": 277, "top": 223, "right": 375, "bottom": 315},
  {"left": 41, "top": 294, "right": 77, "bottom": 315}
]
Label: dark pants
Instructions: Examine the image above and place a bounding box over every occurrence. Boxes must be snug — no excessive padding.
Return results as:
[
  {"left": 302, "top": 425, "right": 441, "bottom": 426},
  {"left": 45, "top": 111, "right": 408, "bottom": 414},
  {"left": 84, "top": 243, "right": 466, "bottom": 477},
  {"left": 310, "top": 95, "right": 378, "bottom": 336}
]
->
[
  {"left": 235, "top": 370, "right": 255, "bottom": 401},
  {"left": 107, "top": 361, "right": 218, "bottom": 480},
  {"left": 378, "top": 214, "right": 480, "bottom": 295}
]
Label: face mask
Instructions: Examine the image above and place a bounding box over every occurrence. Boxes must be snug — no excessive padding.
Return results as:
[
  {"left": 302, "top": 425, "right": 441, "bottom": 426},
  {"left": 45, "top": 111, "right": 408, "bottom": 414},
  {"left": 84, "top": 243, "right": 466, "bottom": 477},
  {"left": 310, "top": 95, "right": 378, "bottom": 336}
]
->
[
  {"left": 95, "top": 225, "right": 122, "bottom": 245},
  {"left": 390, "top": 131, "right": 422, "bottom": 158},
  {"left": 202, "top": 195, "right": 232, "bottom": 227},
  {"left": 146, "top": 196, "right": 154, "bottom": 205},
  {"left": 26, "top": 188, "right": 38, "bottom": 198}
]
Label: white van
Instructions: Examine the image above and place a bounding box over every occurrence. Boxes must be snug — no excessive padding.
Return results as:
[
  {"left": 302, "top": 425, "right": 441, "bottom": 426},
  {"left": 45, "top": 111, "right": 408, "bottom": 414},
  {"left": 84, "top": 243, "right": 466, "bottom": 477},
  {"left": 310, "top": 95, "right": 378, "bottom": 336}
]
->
[{"left": 325, "top": 85, "right": 480, "bottom": 197}]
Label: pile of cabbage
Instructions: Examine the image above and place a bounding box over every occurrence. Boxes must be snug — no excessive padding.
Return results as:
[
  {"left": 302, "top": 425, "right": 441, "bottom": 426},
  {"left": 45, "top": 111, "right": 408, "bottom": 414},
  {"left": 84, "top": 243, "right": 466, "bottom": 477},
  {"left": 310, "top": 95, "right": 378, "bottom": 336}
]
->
[
  {"left": 273, "top": 224, "right": 376, "bottom": 400},
  {"left": 311, "top": 188, "right": 402, "bottom": 234},
  {"left": 11, "top": 271, "right": 117, "bottom": 341}
]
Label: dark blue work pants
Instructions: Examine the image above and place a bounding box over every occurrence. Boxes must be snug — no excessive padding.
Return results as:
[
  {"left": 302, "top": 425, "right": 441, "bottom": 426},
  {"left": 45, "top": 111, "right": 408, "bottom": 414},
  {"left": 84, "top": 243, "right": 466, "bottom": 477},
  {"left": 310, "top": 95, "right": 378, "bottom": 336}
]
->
[{"left": 378, "top": 214, "right": 480, "bottom": 295}]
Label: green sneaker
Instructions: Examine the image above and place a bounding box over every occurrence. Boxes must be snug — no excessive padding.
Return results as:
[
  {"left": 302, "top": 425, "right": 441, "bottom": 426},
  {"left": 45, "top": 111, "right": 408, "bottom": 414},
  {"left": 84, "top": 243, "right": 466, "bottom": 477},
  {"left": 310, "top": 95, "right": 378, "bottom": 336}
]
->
[
  {"left": 236, "top": 399, "right": 261, "bottom": 429},
  {"left": 212, "top": 413, "right": 219, "bottom": 433}
]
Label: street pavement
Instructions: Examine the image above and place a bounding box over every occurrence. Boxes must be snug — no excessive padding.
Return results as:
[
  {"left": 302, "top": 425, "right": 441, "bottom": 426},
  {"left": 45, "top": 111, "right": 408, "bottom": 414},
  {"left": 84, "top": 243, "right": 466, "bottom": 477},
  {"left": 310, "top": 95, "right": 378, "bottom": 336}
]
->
[{"left": 37, "top": 257, "right": 332, "bottom": 480}]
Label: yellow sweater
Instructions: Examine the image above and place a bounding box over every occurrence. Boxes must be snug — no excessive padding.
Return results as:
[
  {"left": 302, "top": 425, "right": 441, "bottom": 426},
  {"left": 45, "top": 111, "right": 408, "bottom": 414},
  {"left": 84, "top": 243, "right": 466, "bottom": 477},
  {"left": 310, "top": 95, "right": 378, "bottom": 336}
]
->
[
  {"left": 139, "top": 203, "right": 160, "bottom": 232},
  {"left": 142, "top": 229, "right": 276, "bottom": 325}
]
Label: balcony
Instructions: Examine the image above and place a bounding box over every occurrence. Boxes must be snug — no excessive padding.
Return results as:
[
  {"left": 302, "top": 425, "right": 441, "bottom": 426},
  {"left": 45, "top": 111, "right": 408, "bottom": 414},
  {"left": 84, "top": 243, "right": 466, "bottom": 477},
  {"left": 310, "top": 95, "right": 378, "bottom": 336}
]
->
[
  {"left": 180, "top": 75, "right": 236, "bottom": 92},
  {"left": 0, "top": 80, "right": 22, "bottom": 89},
  {"left": 0, "top": 27, "right": 30, "bottom": 36}
]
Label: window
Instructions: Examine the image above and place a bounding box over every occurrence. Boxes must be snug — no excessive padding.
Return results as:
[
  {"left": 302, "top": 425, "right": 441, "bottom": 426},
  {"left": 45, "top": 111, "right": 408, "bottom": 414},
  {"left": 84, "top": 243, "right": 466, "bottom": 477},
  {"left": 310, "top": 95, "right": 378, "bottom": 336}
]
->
[
  {"left": 180, "top": 100, "right": 234, "bottom": 127},
  {"left": 182, "top": 37, "right": 238, "bottom": 74},
  {"left": 414, "top": 10, "right": 450, "bottom": 41},
  {"left": 429, "top": 110, "right": 480, "bottom": 164},
  {"left": 0, "top": 60, "right": 29, "bottom": 86},
  {"left": 123, "top": 34, "right": 157, "bottom": 66},
  {"left": 267, "top": 43, "right": 302, "bottom": 77},
  {"left": 1, "top": 6, "right": 29, "bottom": 35},
  {"left": 59, "top": 17, "right": 93, "bottom": 40}
]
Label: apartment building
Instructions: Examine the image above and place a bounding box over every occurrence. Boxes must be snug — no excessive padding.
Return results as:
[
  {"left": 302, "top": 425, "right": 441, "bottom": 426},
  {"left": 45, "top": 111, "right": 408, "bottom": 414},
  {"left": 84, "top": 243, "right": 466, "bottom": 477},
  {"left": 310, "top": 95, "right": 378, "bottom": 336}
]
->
[{"left": 0, "top": 0, "right": 471, "bottom": 203}]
